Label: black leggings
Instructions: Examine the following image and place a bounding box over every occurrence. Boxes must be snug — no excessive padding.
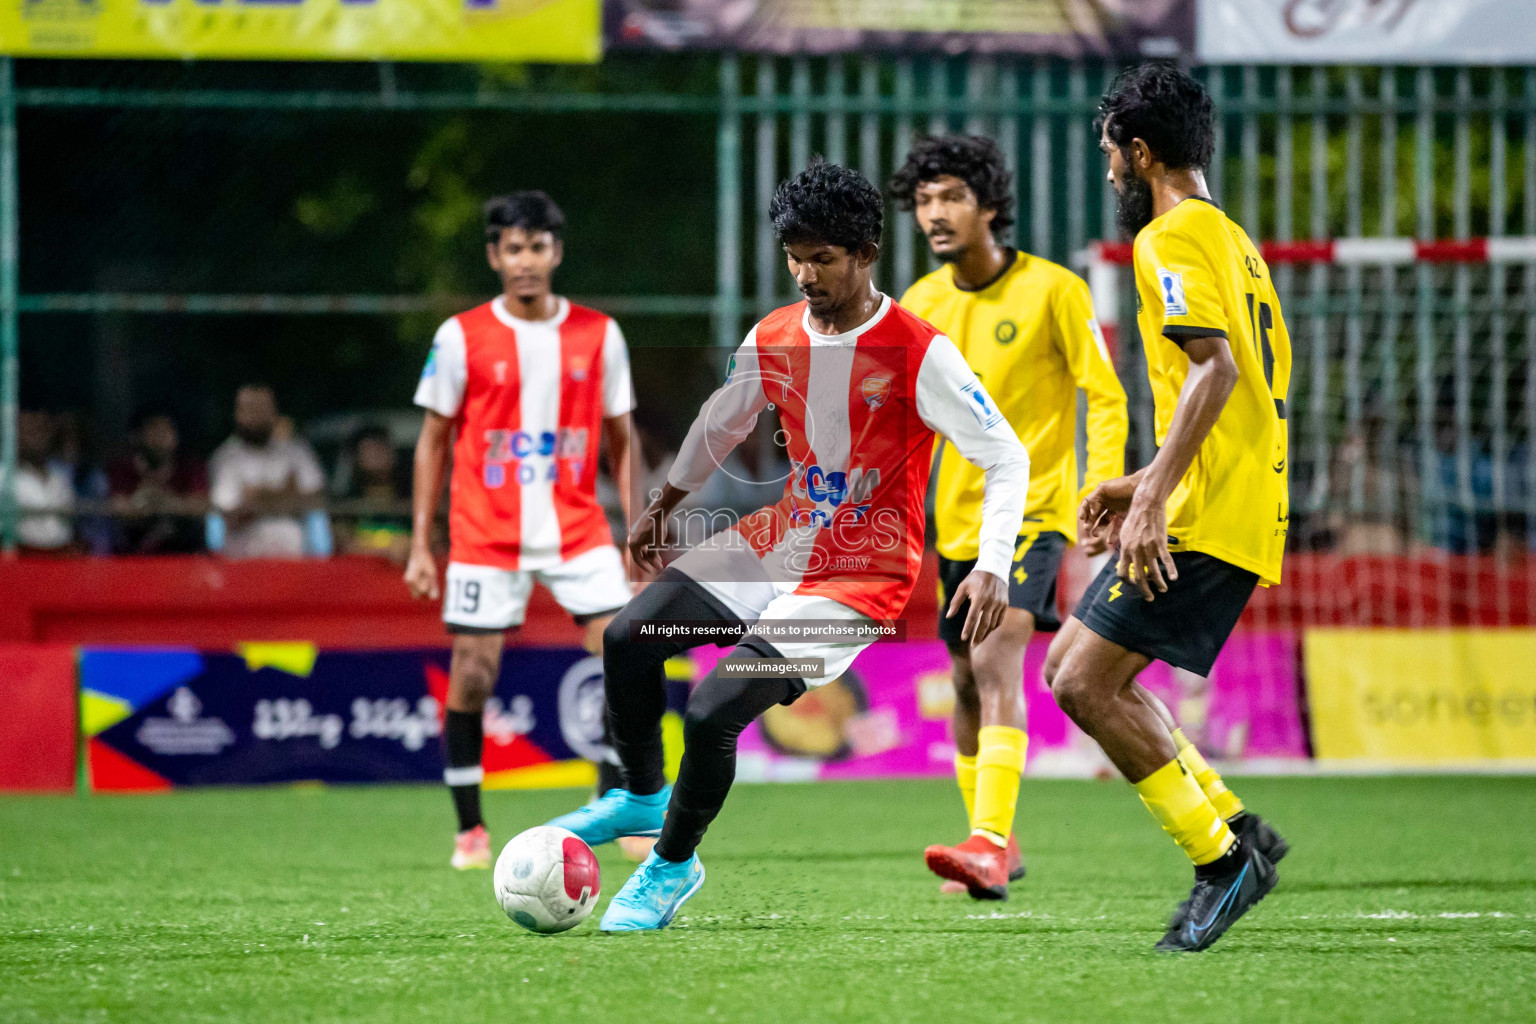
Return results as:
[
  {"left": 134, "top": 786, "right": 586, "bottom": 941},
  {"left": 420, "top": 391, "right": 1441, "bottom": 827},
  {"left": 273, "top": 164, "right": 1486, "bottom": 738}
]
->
[{"left": 601, "top": 568, "right": 802, "bottom": 862}]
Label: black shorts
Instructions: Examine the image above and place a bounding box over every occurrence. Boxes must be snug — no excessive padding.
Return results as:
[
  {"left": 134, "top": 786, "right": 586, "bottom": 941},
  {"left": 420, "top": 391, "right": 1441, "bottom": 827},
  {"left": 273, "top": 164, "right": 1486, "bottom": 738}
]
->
[
  {"left": 937, "top": 530, "right": 1068, "bottom": 644},
  {"left": 1074, "top": 551, "right": 1257, "bottom": 677}
]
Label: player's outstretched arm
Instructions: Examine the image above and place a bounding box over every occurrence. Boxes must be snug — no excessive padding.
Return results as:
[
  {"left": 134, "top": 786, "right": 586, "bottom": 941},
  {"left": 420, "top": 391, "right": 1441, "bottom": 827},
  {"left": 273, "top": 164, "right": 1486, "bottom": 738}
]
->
[
  {"left": 404, "top": 411, "right": 453, "bottom": 601},
  {"left": 915, "top": 335, "right": 1030, "bottom": 646},
  {"left": 1117, "top": 334, "right": 1237, "bottom": 600}
]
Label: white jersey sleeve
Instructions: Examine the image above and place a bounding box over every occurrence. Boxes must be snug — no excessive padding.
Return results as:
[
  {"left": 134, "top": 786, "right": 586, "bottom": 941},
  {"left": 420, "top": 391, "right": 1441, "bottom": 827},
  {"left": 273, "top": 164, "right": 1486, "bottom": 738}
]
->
[
  {"left": 915, "top": 333, "right": 1030, "bottom": 579},
  {"left": 666, "top": 328, "right": 770, "bottom": 493},
  {"left": 413, "top": 317, "right": 469, "bottom": 418},
  {"left": 601, "top": 318, "right": 637, "bottom": 418}
]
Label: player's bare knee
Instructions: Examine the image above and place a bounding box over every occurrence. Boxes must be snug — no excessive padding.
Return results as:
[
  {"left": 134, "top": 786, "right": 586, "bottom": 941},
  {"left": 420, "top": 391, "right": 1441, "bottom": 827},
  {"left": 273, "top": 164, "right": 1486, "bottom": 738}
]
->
[
  {"left": 601, "top": 614, "right": 631, "bottom": 659},
  {"left": 450, "top": 643, "right": 499, "bottom": 708},
  {"left": 1050, "top": 665, "right": 1102, "bottom": 727},
  {"left": 582, "top": 616, "right": 612, "bottom": 657},
  {"left": 1042, "top": 631, "right": 1073, "bottom": 693}
]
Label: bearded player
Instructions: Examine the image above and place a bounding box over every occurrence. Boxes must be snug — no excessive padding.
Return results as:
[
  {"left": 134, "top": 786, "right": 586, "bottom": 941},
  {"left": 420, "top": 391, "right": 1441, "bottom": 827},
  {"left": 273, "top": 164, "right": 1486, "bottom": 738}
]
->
[
  {"left": 1048, "top": 63, "right": 1292, "bottom": 952},
  {"left": 544, "top": 161, "right": 1031, "bottom": 931},
  {"left": 406, "top": 191, "right": 635, "bottom": 869},
  {"left": 892, "top": 134, "right": 1128, "bottom": 898}
]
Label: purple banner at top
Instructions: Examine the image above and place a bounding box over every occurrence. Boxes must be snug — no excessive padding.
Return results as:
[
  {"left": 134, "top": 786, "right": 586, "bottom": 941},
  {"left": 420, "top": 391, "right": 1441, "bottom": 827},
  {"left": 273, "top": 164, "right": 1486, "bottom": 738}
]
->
[
  {"left": 684, "top": 632, "right": 1305, "bottom": 782},
  {"left": 605, "top": 0, "right": 1194, "bottom": 57}
]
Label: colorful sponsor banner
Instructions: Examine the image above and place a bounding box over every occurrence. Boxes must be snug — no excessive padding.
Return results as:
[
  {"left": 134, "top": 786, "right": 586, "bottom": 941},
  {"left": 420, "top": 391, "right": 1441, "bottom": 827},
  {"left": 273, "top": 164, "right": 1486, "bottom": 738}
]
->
[
  {"left": 681, "top": 632, "right": 1304, "bottom": 783},
  {"left": 0, "top": 643, "right": 77, "bottom": 793},
  {"left": 606, "top": 0, "right": 1193, "bottom": 57},
  {"left": 0, "top": 0, "right": 600, "bottom": 63},
  {"left": 80, "top": 643, "right": 686, "bottom": 791},
  {"left": 1198, "top": 0, "right": 1536, "bottom": 65},
  {"left": 75, "top": 632, "right": 1302, "bottom": 792},
  {"left": 1306, "top": 629, "right": 1536, "bottom": 765}
]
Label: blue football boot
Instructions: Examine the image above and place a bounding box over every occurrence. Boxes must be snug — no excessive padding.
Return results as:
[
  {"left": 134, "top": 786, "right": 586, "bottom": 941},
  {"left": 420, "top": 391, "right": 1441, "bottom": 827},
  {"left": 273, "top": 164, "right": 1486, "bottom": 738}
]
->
[
  {"left": 544, "top": 786, "right": 669, "bottom": 848},
  {"left": 1155, "top": 839, "right": 1278, "bottom": 952},
  {"left": 599, "top": 849, "right": 706, "bottom": 932}
]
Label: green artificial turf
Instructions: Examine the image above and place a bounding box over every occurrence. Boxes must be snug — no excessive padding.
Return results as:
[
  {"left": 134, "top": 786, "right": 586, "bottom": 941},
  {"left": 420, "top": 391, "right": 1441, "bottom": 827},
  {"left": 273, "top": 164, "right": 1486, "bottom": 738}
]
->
[{"left": 2, "top": 776, "right": 1534, "bottom": 1023}]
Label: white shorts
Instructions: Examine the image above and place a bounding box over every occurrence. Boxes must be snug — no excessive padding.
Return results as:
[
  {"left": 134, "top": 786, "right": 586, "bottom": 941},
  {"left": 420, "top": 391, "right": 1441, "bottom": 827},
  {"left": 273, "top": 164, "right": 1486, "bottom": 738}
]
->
[
  {"left": 669, "top": 537, "right": 878, "bottom": 687},
  {"left": 444, "top": 545, "right": 633, "bottom": 632}
]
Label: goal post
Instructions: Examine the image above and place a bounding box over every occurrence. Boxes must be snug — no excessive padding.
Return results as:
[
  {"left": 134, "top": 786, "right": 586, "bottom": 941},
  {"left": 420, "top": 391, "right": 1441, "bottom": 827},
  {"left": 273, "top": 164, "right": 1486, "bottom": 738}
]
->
[{"left": 1076, "top": 237, "right": 1536, "bottom": 629}]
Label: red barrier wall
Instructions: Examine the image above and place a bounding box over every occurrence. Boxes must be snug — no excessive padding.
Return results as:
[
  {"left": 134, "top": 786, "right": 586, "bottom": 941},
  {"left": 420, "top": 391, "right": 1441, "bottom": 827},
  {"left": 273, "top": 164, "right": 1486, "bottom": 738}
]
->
[
  {"left": 0, "top": 553, "right": 1526, "bottom": 650},
  {"left": 0, "top": 556, "right": 944, "bottom": 648},
  {"left": 0, "top": 557, "right": 580, "bottom": 647},
  {"left": 0, "top": 643, "right": 77, "bottom": 792}
]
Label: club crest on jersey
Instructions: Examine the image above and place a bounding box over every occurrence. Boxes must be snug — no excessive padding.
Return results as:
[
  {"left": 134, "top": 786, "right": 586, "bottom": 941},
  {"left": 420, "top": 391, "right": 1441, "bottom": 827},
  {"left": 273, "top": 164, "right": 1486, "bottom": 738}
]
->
[
  {"left": 861, "top": 376, "right": 891, "bottom": 411},
  {"left": 959, "top": 380, "right": 1005, "bottom": 430},
  {"left": 493, "top": 360, "right": 509, "bottom": 385},
  {"left": 1156, "top": 267, "right": 1188, "bottom": 316}
]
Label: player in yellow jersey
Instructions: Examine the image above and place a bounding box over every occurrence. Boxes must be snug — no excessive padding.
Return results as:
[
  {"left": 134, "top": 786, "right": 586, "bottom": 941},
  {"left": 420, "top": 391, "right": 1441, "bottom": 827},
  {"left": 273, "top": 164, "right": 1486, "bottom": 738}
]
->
[
  {"left": 1048, "top": 63, "right": 1292, "bottom": 952},
  {"left": 890, "top": 134, "right": 1128, "bottom": 899}
]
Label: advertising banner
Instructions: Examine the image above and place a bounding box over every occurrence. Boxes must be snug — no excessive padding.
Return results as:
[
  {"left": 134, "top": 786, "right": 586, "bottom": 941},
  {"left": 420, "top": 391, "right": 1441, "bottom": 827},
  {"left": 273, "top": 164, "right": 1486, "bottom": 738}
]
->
[
  {"left": 605, "top": 0, "right": 1193, "bottom": 57},
  {"left": 0, "top": 0, "right": 600, "bottom": 63},
  {"left": 1306, "top": 629, "right": 1536, "bottom": 765},
  {"left": 80, "top": 643, "right": 687, "bottom": 792},
  {"left": 1199, "top": 0, "right": 1536, "bottom": 65},
  {"left": 75, "top": 631, "right": 1302, "bottom": 792},
  {"left": 683, "top": 632, "right": 1305, "bottom": 782}
]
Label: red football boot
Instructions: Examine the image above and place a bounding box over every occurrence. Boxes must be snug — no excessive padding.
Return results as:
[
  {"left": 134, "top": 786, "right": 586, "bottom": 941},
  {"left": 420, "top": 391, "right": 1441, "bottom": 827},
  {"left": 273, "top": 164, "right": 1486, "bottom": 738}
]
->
[
  {"left": 925, "top": 833, "right": 1016, "bottom": 900},
  {"left": 938, "top": 833, "right": 1026, "bottom": 893}
]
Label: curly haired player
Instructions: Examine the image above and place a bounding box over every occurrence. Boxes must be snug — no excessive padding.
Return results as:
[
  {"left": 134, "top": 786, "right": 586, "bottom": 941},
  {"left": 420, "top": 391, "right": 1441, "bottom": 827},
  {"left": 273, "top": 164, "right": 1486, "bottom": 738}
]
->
[
  {"left": 892, "top": 134, "right": 1129, "bottom": 898},
  {"left": 544, "top": 161, "right": 1031, "bottom": 931}
]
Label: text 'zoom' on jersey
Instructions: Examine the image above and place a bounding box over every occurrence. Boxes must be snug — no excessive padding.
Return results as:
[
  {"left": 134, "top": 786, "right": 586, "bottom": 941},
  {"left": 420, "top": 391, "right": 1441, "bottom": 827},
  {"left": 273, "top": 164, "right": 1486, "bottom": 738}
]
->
[
  {"left": 901, "top": 251, "right": 1128, "bottom": 559},
  {"left": 665, "top": 295, "right": 1030, "bottom": 622},
  {"left": 1133, "top": 197, "right": 1292, "bottom": 585},
  {"left": 415, "top": 296, "right": 635, "bottom": 572}
]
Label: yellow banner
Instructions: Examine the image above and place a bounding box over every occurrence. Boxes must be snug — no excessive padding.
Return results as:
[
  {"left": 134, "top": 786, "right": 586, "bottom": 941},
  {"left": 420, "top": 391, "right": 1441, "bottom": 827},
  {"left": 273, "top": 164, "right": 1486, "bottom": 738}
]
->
[
  {"left": 0, "top": 0, "right": 599, "bottom": 63},
  {"left": 1306, "top": 629, "right": 1536, "bottom": 765}
]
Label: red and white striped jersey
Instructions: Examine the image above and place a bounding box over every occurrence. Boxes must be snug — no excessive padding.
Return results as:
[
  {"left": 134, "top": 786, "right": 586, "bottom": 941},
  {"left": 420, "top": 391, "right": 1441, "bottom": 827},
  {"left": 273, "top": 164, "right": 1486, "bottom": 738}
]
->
[
  {"left": 667, "top": 295, "right": 1030, "bottom": 622},
  {"left": 414, "top": 296, "right": 635, "bottom": 571}
]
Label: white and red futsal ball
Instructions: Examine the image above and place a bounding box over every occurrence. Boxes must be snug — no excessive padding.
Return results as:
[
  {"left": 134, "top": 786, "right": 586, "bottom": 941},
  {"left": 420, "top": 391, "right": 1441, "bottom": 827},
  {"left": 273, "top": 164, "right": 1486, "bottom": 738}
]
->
[{"left": 493, "top": 826, "right": 601, "bottom": 934}]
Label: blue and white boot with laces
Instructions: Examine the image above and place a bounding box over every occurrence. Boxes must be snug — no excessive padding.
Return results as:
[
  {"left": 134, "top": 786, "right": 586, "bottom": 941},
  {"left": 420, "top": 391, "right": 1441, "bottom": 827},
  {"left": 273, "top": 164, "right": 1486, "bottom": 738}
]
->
[
  {"left": 544, "top": 786, "right": 669, "bottom": 848},
  {"left": 599, "top": 849, "right": 706, "bottom": 932}
]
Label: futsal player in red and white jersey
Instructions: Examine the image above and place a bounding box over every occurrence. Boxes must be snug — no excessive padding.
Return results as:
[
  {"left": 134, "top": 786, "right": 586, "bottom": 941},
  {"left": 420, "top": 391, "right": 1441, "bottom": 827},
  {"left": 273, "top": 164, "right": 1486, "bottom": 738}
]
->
[
  {"left": 406, "top": 192, "right": 635, "bottom": 869},
  {"left": 545, "top": 162, "right": 1031, "bottom": 931}
]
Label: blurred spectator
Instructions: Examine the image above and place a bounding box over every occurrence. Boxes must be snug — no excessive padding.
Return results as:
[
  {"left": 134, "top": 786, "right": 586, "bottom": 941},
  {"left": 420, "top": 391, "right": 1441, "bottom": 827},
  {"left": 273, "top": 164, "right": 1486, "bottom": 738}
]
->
[
  {"left": 335, "top": 425, "right": 411, "bottom": 563},
  {"left": 208, "top": 384, "right": 330, "bottom": 559},
  {"left": 107, "top": 407, "right": 208, "bottom": 554},
  {"left": 1322, "top": 408, "right": 1417, "bottom": 557},
  {"left": 15, "top": 409, "right": 74, "bottom": 552},
  {"left": 52, "top": 410, "right": 114, "bottom": 555}
]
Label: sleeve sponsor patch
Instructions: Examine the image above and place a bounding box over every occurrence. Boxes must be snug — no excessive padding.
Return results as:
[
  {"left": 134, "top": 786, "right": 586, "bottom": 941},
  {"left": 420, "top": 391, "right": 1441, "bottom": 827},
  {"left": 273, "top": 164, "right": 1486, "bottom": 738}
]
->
[
  {"left": 960, "top": 379, "right": 1005, "bottom": 431},
  {"left": 1156, "top": 267, "right": 1187, "bottom": 316},
  {"left": 420, "top": 346, "right": 438, "bottom": 379}
]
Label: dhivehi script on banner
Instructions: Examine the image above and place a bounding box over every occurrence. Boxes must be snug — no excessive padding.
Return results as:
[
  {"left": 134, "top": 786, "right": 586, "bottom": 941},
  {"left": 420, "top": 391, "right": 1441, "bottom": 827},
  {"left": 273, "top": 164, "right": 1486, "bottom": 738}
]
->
[{"left": 0, "top": 0, "right": 600, "bottom": 63}]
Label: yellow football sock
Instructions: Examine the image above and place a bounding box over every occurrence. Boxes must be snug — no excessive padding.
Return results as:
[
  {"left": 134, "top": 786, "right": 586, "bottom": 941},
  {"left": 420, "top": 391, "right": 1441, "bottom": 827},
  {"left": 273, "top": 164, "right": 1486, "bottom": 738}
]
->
[
  {"left": 1173, "top": 727, "right": 1246, "bottom": 821},
  {"left": 1135, "top": 757, "right": 1235, "bottom": 866},
  {"left": 971, "top": 725, "right": 1027, "bottom": 846},
  {"left": 954, "top": 753, "right": 977, "bottom": 827}
]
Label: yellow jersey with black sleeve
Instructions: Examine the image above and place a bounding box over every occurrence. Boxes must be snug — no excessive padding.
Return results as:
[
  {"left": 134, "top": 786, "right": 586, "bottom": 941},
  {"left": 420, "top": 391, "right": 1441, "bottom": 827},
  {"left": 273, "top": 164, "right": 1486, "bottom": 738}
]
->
[
  {"left": 901, "top": 251, "right": 1128, "bottom": 559},
  {"left": 1132, "top": 197, "right": 1292, "bottom": 585}
]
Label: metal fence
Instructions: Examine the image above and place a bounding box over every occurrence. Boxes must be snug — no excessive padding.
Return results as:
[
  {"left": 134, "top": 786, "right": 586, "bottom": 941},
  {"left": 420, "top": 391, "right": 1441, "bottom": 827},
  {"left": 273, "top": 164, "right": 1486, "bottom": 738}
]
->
[{"left": 4, "top": 56, "right": 1536, "bottom": 571}]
